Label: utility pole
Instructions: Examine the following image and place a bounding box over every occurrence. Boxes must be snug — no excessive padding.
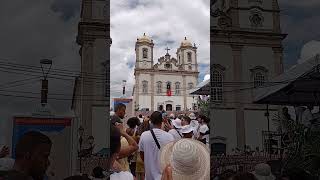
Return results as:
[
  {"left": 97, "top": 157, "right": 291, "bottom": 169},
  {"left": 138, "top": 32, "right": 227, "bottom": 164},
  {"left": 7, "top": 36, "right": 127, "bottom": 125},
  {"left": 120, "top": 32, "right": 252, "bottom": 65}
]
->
[{"left": 40, "top": 59, "right": 52, "bottom": 106}]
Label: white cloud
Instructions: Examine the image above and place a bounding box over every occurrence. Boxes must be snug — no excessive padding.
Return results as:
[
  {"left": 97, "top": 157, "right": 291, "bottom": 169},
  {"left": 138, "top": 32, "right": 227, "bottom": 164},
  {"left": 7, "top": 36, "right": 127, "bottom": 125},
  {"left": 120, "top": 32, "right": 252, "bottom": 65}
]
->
[
  {"left": 298, "top": 40, "right": 320, "bottom": 64},
  {"left": 204, "top": 74, "right": 210, "bottom": 81},
  {"left": 110, "top": 0, "right": 210, "bottom": 102}
]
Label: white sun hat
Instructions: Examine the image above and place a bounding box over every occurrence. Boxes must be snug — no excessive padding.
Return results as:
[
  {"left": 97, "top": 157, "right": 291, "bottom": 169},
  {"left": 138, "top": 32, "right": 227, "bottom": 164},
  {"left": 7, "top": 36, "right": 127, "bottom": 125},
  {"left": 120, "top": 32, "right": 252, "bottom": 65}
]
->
[
  {"left": 172, "top": 119, "right": 182, "bottom": 129},
  {"left": 0, "top": 157, "right": 14, "bottom": 171},
  {"left": 251, "top": 163, "right": 276, "bottom": 180},
  {"left": 189, "top": 113, "right": 197, "bottom": 120},
  {"left": 180, "top": 125, "right": 194, "bottom": 134},
  {"left": 159, "top": 139, "right": 210, "bottom": 180}
]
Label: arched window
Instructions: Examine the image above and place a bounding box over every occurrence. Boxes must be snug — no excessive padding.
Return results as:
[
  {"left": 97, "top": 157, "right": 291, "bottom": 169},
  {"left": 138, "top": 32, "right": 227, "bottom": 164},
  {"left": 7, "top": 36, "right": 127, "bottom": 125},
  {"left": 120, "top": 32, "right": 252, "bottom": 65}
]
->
[
  {"left": 187, "top": 52, "right": 192, "bottom": 62},
  {"left": 213, "top": 70, "right": 223, "bottom": 102},
  {"left": 142, "top": 80, "right": 148, "bottom": 94},
  {"left": 188, "top": 82, "right": 194, "bottom": 90},
  {"left": 250, "top": 66, "right": 268, "bottom": 88},
  {"left": 143, "top": 48, "right": 148, "bottom": 58},
  {"left": 254, "top": 72, "right": 265, "bottom": 88},
  {"left": 175, "top": 82, "right": 180, "bottom": 95},
  {"left": 157, "top": 81, "right": 162, "bottom": 94}
]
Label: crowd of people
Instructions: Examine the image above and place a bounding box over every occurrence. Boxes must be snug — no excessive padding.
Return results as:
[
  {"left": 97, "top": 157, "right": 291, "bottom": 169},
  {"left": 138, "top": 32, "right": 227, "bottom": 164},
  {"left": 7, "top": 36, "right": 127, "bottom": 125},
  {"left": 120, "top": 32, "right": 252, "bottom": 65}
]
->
[
  {"left": 109, "top": 103, "right": 211, "bottom": 180},
  {"left": 0, "top": 102, "right": 318, "bottom": 180}
]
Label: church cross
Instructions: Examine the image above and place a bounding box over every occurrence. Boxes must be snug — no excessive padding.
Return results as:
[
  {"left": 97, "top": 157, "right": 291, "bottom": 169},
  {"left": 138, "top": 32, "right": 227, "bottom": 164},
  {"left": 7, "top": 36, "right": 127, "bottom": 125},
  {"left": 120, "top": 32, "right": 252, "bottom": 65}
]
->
[{"left": 165, "top": 47, "right": 170, "bottom": 54}]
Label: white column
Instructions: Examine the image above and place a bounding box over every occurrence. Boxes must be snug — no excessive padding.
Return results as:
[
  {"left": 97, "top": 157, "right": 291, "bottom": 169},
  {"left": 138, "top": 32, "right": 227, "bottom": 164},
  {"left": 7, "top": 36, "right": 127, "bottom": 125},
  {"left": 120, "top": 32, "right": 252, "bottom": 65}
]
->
[{"left": 151, "top": 73, "right": 155, "bottom": 111}]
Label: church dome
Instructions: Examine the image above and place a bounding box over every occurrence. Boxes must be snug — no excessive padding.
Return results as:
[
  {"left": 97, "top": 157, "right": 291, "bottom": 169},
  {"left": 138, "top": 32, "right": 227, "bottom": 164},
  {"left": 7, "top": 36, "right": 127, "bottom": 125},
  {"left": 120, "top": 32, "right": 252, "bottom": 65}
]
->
[
  {"left": 137, "top": 33, "right": 152, "bottom": 43},
  {"left": 180, "top": 37, "right": 193, "bottom": 47}
]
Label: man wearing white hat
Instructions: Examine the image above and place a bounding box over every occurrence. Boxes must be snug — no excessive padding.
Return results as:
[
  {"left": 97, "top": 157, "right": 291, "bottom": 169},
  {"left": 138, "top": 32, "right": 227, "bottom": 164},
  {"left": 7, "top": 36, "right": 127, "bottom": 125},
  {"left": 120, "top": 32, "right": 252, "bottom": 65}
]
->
[
  {"left": 180, "top": 125, "right": 194, "bottom": 139},
  {"left": 168, "top": 119, "right": 183, "bottom": 140}
]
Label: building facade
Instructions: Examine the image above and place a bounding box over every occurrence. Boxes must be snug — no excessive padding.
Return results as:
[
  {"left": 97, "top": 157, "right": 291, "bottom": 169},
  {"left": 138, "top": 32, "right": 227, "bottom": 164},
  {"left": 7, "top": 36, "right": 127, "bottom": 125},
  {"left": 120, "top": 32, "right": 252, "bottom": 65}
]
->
[
  {"left": 210, "top": 0, "right": 286, "bottom": 153},
  {"left": 72, "top": 0, "right": 110, "bottom": 173},
  {"left": 133, "top": 34, "right": 199, "bottom": 112}
]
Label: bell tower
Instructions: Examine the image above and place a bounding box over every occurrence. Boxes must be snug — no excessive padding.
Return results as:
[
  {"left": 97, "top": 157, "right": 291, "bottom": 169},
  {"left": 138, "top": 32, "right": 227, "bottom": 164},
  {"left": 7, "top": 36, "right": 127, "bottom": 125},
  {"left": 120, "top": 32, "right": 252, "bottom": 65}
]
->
[
  {"left": 135, "top": 33, "right": 154, "bottom": 69},
  {"left": 176, "top": 37, "right": 198, "bottom": 72}
]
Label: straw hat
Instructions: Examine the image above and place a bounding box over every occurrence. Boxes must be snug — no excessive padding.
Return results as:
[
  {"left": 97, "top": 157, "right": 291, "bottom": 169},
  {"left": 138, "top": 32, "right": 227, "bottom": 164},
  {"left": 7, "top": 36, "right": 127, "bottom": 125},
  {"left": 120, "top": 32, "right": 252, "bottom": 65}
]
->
[
  {"left": 251, "top": 163, "right": 275, "bottom": 180},
  {"left": 160, "top": 139, "right": 210, "bottom": 180},
  {"left": 172, "top": 119, "right": 182, "bottom": 129}
]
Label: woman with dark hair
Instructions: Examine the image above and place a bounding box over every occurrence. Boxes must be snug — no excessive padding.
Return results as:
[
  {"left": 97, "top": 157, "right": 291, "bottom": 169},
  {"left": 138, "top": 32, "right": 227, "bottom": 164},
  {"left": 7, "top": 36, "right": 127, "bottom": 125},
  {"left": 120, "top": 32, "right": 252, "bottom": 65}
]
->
[
  {"left": 135, "top": 117, "right": 151, "bottom": 180},
  {"left": 126, "top": 117, "right": 140, "bottom": 178}
]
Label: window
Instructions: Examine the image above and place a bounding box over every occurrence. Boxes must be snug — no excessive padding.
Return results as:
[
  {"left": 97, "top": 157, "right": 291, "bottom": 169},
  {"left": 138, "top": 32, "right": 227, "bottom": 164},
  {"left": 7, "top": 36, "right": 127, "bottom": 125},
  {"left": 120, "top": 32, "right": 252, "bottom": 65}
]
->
[
  {"left": 189, "top": 65, "right": 192, "bottom": 70},
  {"left": 157, "top": 81, "right": 162, "bottom": 94},
  {"left": 165, "top": 63, "right": 171, "bottom": 69},
  {"left": 188, "top": 83, "right": 194, "bottom": 90},
  {"left": 250, "top": 66, "right": 268, "bottom": 88},
  {"left": 254, "top": 72, "right": 265, "bottom": 88},
  {"left": 187, "top": 52, "right": 192, "bottom": 62},
  {"left": 175, "top": 82, "right": 180, "bottom": 95},
  {"left": 142, "top": 80, "right": 148, "bottom": 94},
  {"left": 176, "top": 105, "right": 181, "bottom": 111},
  {"left": 143, "top": 48, "right": 148, "bottom": 58},
  {"left": 212, "top": 70, "right": 223, "bottom": 102}
]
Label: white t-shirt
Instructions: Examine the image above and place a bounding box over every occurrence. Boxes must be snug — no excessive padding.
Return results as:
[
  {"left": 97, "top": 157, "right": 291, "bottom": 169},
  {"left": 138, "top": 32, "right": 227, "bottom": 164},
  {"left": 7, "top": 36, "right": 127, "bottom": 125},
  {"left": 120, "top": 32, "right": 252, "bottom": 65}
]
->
[
  {"left": 199, "top": 124, "right": 209, "bottom": 144},
  {"left": 110, "top": 171, "right": 133, "bottom": 180},
  {"left": 168, "top": 128, "right": 182, "bottom": 140},
  {"left": 139, "top": 128, "right": 174, "bottom": 180}
]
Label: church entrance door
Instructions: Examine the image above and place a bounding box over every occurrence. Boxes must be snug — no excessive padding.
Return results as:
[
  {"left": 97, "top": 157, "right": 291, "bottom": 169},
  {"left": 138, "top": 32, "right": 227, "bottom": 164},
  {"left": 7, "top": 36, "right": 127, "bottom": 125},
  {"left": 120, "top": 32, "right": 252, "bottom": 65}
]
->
[{"left": 166, "top": 104, "right": 172, "bottom": 111}]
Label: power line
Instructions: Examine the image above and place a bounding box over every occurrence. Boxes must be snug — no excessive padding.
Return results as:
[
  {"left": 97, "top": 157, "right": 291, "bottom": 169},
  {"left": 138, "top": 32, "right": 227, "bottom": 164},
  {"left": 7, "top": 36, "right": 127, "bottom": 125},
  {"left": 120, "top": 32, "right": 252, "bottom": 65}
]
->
[{"left": 0, "top": 59, "right": 107, "bottom": 77}]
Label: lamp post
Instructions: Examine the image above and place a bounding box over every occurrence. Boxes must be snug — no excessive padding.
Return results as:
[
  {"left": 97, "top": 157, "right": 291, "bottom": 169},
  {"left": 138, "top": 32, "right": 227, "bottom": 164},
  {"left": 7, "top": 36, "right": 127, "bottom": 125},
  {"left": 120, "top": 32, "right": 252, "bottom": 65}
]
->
[
  {"left": 40, "top": 59, "right": 52, "bottom": 106},
  {"left": 78, "top": 126, "right": 84, "bottom": 173},
  {"left": 122, "top": 80, "right": 127, "bottom": 97}
]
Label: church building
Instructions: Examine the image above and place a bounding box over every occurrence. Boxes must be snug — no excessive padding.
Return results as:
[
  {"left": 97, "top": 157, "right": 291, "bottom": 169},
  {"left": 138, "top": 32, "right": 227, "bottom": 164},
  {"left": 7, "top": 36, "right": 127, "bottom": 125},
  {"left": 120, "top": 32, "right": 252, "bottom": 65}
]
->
[
  {"left": 133, "top": 34, "right": 199, "bottom": 112},
  {"left": 210, "top": 0, "right": 286, "bottom": 153}
]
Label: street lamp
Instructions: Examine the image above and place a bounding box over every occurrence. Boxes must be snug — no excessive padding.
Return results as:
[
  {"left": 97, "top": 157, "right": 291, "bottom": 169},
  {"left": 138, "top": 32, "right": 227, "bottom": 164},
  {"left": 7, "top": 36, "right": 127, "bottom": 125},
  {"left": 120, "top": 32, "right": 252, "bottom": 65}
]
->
[
  {"left": 122, "top": 80, "right": 127, "bottom": 96},
  {"left": 40, "top": 59, "right": 52, "bottom": 106},
  {"left": 78, "top": 126, "right": 84, "bottom": 173}
]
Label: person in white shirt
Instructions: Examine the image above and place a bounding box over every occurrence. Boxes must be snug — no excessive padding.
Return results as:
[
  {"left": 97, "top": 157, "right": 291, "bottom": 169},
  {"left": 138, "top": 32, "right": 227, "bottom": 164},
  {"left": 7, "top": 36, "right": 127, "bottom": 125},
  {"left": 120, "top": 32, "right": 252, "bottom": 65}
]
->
[
  {"left": 139, "top": 111, "right": 175, "bottom": 180},
  {"left": 168, "top": 119, "right": 183, "bottom": 140},
  {"left": 138, "top": 114, "right": 144, "bottom": 124},
  {"left": 189, "top": 113, "right": 200, "bottom": 138},
  {"left": 197, "top": 115, "right": 210, "bottom": 146}
]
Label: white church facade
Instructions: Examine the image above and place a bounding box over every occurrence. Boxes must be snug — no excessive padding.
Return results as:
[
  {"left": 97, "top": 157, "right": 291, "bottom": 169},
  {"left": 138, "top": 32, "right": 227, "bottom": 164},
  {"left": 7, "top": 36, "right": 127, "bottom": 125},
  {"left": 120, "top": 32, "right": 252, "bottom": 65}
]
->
[
  {"left": 210, "top": 0, "right": 286, "bottom": 153},
  {"left": 133, "top": 34, "right": 199, "bottom": 112}
]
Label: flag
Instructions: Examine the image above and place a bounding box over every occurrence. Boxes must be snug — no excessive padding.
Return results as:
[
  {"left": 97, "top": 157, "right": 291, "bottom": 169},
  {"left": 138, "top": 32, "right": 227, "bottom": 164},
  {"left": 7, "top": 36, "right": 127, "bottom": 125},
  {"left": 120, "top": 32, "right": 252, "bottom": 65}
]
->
[
  {"left": 166, "top": 83, "right": 171, "bottom": 96},
  {"left": 167, "top": 89, "right": 172, "bottom": 96}
]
